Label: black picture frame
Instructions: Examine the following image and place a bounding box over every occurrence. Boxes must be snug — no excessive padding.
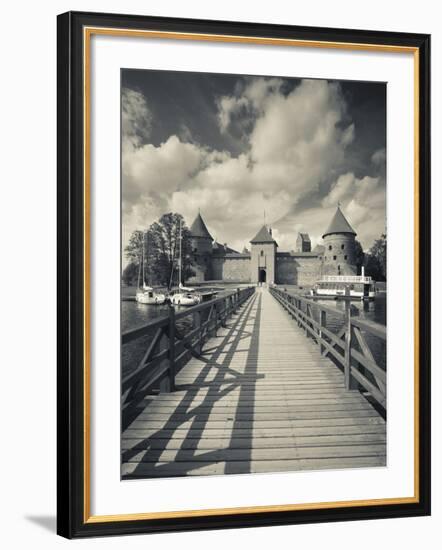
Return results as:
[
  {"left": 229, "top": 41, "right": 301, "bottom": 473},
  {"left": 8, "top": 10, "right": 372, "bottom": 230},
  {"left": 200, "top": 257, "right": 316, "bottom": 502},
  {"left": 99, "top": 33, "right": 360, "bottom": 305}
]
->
[{"left": 57, "top": 10, "right": 431, "bottom": 538}]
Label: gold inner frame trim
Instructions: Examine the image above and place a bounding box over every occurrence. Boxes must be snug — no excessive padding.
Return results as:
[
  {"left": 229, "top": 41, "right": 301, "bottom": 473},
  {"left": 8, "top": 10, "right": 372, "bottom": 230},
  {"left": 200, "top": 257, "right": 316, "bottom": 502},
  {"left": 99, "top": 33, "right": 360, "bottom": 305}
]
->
[{"left": 83, "top": 26, "right": 420, "bottom": 524}]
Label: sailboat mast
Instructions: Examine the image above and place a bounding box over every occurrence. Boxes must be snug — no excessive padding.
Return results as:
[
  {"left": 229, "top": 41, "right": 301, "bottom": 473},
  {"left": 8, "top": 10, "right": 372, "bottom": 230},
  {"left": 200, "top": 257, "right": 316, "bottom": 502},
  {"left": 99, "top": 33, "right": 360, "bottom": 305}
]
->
[
  {"left": 137, "top": 249, "right": 141, "bottom": 289},
  {"left": 178, "top": 218, "right": 182, "bottom": 286},
  {"left": 142, "top": 231, "right": 145, "bottom": 286},
  {"left": 145, "top": 230, "right": 148, "bottom": 286},
  {"left": 137, "top": 230, "right": 142, "bottom": 290}
]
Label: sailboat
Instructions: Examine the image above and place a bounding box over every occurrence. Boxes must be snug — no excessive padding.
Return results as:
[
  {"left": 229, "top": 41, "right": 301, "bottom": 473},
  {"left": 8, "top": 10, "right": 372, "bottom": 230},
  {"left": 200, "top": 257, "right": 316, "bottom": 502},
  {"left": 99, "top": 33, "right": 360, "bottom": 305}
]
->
[
  {"left": 170, "top": 220, "right": 201, "bottom": 306},
  {"left": 135, "top": 231, "right": 167, "bottom": 305}
]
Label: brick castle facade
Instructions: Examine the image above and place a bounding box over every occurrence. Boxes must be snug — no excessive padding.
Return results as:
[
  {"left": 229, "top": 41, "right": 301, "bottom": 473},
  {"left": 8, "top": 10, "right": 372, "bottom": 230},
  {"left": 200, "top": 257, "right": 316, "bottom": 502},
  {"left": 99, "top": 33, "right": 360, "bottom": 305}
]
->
[{"left": 188, "top": 206, "right": 357, "bottom": 287}]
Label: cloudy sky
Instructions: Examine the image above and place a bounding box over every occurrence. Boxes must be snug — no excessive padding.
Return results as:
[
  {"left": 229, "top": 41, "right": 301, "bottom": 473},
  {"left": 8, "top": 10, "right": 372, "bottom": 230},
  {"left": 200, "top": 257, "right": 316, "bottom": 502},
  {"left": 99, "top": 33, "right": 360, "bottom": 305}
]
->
[{"left": 121, "top": 69, "right": 386, "bottom": 260}]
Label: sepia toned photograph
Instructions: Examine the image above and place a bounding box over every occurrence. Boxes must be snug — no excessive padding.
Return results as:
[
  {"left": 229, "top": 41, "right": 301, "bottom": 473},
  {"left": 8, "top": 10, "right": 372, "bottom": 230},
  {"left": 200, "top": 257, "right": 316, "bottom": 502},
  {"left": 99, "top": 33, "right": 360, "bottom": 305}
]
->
[{"left": 120, "top": 69, "right": 387, "bottom": 480}]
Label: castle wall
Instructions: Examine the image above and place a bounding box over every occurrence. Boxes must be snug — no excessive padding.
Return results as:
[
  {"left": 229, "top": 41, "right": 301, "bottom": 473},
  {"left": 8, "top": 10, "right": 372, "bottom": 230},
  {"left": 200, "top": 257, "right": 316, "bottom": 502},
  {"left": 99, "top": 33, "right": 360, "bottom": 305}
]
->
[
  {"left": 275, "top": 256, "right": 297, "bottom": 285},
  {"left": 211, "top": 256, "right": 251, "bottom": 282},
  {"left": 276, "top": 255, "right": 321, "bottom": 287},
  {"left": 296, "top": 256, "right": 322, "bottom": 286}
]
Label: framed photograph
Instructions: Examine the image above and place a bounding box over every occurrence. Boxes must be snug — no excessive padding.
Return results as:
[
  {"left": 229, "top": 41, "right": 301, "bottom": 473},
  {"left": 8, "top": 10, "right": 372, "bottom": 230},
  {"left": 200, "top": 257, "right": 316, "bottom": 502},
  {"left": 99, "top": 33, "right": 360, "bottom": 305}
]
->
[{"left": 57, "top": 11, "right": 431, "bottom": 538}]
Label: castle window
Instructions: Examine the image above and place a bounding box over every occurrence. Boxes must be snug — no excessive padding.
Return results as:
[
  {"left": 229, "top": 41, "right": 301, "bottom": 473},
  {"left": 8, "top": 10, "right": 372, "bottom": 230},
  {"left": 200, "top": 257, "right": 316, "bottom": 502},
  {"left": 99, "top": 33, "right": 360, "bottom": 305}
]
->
[
  {"left": 260, "top": 250, "right": 264, "bottom": 256},
  {"left": 333, "top": 255, "right": 337, "bottom": 261},
  {"left": 341, "top": 244, "right": 345, "bottom": 250},
  {"left": 328, "top": 245, "right": 332, "bottom": 251},
  {"left": 344, "top": 255, "right": 348, "bottom": 260}
]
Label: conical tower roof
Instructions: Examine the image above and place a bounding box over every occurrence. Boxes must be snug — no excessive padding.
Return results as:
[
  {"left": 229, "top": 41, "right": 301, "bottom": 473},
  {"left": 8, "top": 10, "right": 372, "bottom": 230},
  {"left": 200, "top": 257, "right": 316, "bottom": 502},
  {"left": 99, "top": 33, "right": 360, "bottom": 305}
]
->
[
  {"left": 250, "top": 225, "right": 277, "bottom": 244},
  {"left": 322, "top": 206, "right": 356, "bottom": 238},
  {"left": 190, "top": 212, "right": 213, "bottom": 240}
]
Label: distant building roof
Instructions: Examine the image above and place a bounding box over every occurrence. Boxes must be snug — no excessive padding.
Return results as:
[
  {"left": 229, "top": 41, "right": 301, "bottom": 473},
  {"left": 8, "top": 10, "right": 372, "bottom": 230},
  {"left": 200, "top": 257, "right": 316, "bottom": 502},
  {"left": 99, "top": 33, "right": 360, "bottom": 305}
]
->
[
  {"left": 212, "top": 241, "right": 239, "bottom": 255},
  {"left": 297, "top": 233, "right": 311, "bottom": 242},
  {"left": 190, "top": 212, "right": 213, "bottom": 240},
  {"left": 313, "top": 244, "right": 325, "bottom": 254},
  {"left": 250, "top": 225, "right": 277, "bottom": 245},
  {"left": 225, "top": 253, "right": 250, "bottom": 258},
  {"left": 277, "top": 251, "right": 319, "bottom": 258},
  {"left": 322, "top": 206, "right": 356, "bottom": 238}
]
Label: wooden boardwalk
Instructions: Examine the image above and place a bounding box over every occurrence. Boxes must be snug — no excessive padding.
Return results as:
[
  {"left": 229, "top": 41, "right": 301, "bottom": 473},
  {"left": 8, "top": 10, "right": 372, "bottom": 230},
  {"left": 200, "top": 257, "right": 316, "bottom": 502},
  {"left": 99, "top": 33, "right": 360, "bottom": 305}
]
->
[{"left": 122, "top": 288, "right": 386, "bottom": 478}]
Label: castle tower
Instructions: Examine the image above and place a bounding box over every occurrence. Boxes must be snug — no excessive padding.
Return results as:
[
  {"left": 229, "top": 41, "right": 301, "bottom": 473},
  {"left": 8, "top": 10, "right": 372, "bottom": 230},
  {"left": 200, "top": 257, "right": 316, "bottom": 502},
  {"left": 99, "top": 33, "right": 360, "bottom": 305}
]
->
[
  {"left": 322, "top": 206, "right": 357, "bottom": 275},
  {"left": 250, "top": 225, "right": 277, "bottom": 284},
  {"left": 296, "top": 233, "right": 311, "bottom": 252},
  {"left": 189, "top": 212, "right": 213, "bottom": 281}
]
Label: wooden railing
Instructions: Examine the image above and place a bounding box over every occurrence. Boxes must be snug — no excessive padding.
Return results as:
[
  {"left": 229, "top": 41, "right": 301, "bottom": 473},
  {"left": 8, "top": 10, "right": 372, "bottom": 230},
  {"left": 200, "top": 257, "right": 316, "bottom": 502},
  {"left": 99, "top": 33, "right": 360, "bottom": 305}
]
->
[
  {"left": 122, "top": 286, "right": 255, "bottom": 420},
  {"left": 269, "top": 286, "right": 386, "bottom": 410}
]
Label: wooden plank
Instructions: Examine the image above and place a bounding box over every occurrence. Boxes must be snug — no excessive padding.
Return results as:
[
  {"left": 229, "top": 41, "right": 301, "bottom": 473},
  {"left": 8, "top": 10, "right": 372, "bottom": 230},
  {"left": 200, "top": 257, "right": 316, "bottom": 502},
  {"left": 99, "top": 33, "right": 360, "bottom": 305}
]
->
[
  {"left": 123, "top": 423, "right": 386, "bottom": 439},
  {"left": 134, "top": 403, "right": 375, "bottom": 419},
  {"left": 122, "top": 455, "right": 386, "bottom": 478},
  {"left": 137, "top": 388, "right": 363, "bottom": 401},
  {"left": 134, "top": 399, "right": 373, "bottom": 412},
  {"left": 137, "top": 397, "right": 358, "bottom": 407},
  {"left": 122, "top": 433, "right": 386, "bottom": 450},
  {"left": 128, "top": 414, "right": 383, "bottom": 431},
  {"left": 126, "top": 443, "right": 387, "bottom": 463}
]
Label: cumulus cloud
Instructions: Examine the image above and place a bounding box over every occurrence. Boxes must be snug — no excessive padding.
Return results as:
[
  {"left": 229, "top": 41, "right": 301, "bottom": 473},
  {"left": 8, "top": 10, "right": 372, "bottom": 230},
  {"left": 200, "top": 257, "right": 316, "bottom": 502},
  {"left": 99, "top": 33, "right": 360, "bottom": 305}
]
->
[
  {"left": 122, "top": 88, "right": 152, "bottom": 152},
  {"left": 122, "top": 78, "right": 383, "bottom": 258},
  {"left": 371, "top": 147, "right": 386, "bottom": 166},
  {"left": 216, "top": 78, "right": 283, "bottom": 133}
]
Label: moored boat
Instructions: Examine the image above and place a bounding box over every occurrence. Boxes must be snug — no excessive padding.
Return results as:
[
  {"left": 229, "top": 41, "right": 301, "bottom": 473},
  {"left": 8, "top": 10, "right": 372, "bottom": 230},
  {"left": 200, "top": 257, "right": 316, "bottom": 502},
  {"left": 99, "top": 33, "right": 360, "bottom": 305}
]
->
[
  {"left": 310, "top": 269, "right": 376, "bottom": 301},
  {"left": 134, "top": 231, "right": 167, "bottom": 305},
  {"left": 170, "top": 283, "right": 201, "bottom": 306},
  {"left": 136, "top": 286, "right": 167, "bottom": 305}
]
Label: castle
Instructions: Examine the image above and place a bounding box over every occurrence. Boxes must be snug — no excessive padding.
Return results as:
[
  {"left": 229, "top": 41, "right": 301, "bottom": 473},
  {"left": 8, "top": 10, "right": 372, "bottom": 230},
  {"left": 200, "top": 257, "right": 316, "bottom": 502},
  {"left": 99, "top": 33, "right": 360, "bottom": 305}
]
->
[{"left": 188, "top": 206, "right": 358, "bottom": 287}]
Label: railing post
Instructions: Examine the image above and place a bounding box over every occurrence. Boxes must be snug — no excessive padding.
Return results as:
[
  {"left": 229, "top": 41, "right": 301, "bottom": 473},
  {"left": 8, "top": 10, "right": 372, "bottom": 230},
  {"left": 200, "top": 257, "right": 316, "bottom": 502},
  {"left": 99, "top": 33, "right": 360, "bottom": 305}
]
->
[
  {"left": 213, "top": 303, "right": 218, "bottom": 336},
  {"left": 193, "top": 309, "right": 202, "bottom": 354},
  {"left": 306, "top": 303, "right": 312, "bottom": 339},
  {"left": 319, "top": 309, "right": 326, "bottom": 354},
  {"left": 344, "top": 302, "right": 357, "bottom": 390},
  {"left": 221, "top": 297, "right": 228, "bottom": 327},
  {"left": 168, "top": 304, "right": 176, "bottom": 392}
]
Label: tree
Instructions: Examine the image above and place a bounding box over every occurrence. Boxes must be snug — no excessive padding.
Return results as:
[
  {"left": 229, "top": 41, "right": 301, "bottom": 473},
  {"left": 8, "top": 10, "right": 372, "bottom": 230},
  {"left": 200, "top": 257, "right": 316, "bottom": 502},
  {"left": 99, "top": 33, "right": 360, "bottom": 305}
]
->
[
  {"left": 124, "top": 229, "right": 144, "bottom": 266},
  {"left": 369, "top": 233, "right": 387, "bottom": 280},
  {"left": 354, "top": 239, "right": 365, "bottom": 274},
  {"left": 122, "top": 261, "right": 139, "bottom": 286},
  {"left": 364, "top": 253, "right": 384, "bottom": 281},
  {"left": 147, "top": 213, "right": 195, "bottom": 287},
  {"left": 124, "top": 213, "right": 195, "bottom": 288}
]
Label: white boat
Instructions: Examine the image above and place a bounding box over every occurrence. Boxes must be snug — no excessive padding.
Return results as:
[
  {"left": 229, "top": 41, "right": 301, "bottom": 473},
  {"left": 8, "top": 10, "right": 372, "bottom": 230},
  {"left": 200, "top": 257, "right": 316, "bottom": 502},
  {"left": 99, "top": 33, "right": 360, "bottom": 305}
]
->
[
  {"left": 136, "top": 287, "right": 167, "bottom": 305},
  {"left": 134, "top": 231, "right": 166, "bottom": 305},
  {"left": 310, "top": 268, "right": 376, "bottom": 300},
  {"left": 170, "top": 291, "right": 201, "bottom": 306},
  {"left": 170, "top": 283, "right": 201, "bottom": 306}
]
